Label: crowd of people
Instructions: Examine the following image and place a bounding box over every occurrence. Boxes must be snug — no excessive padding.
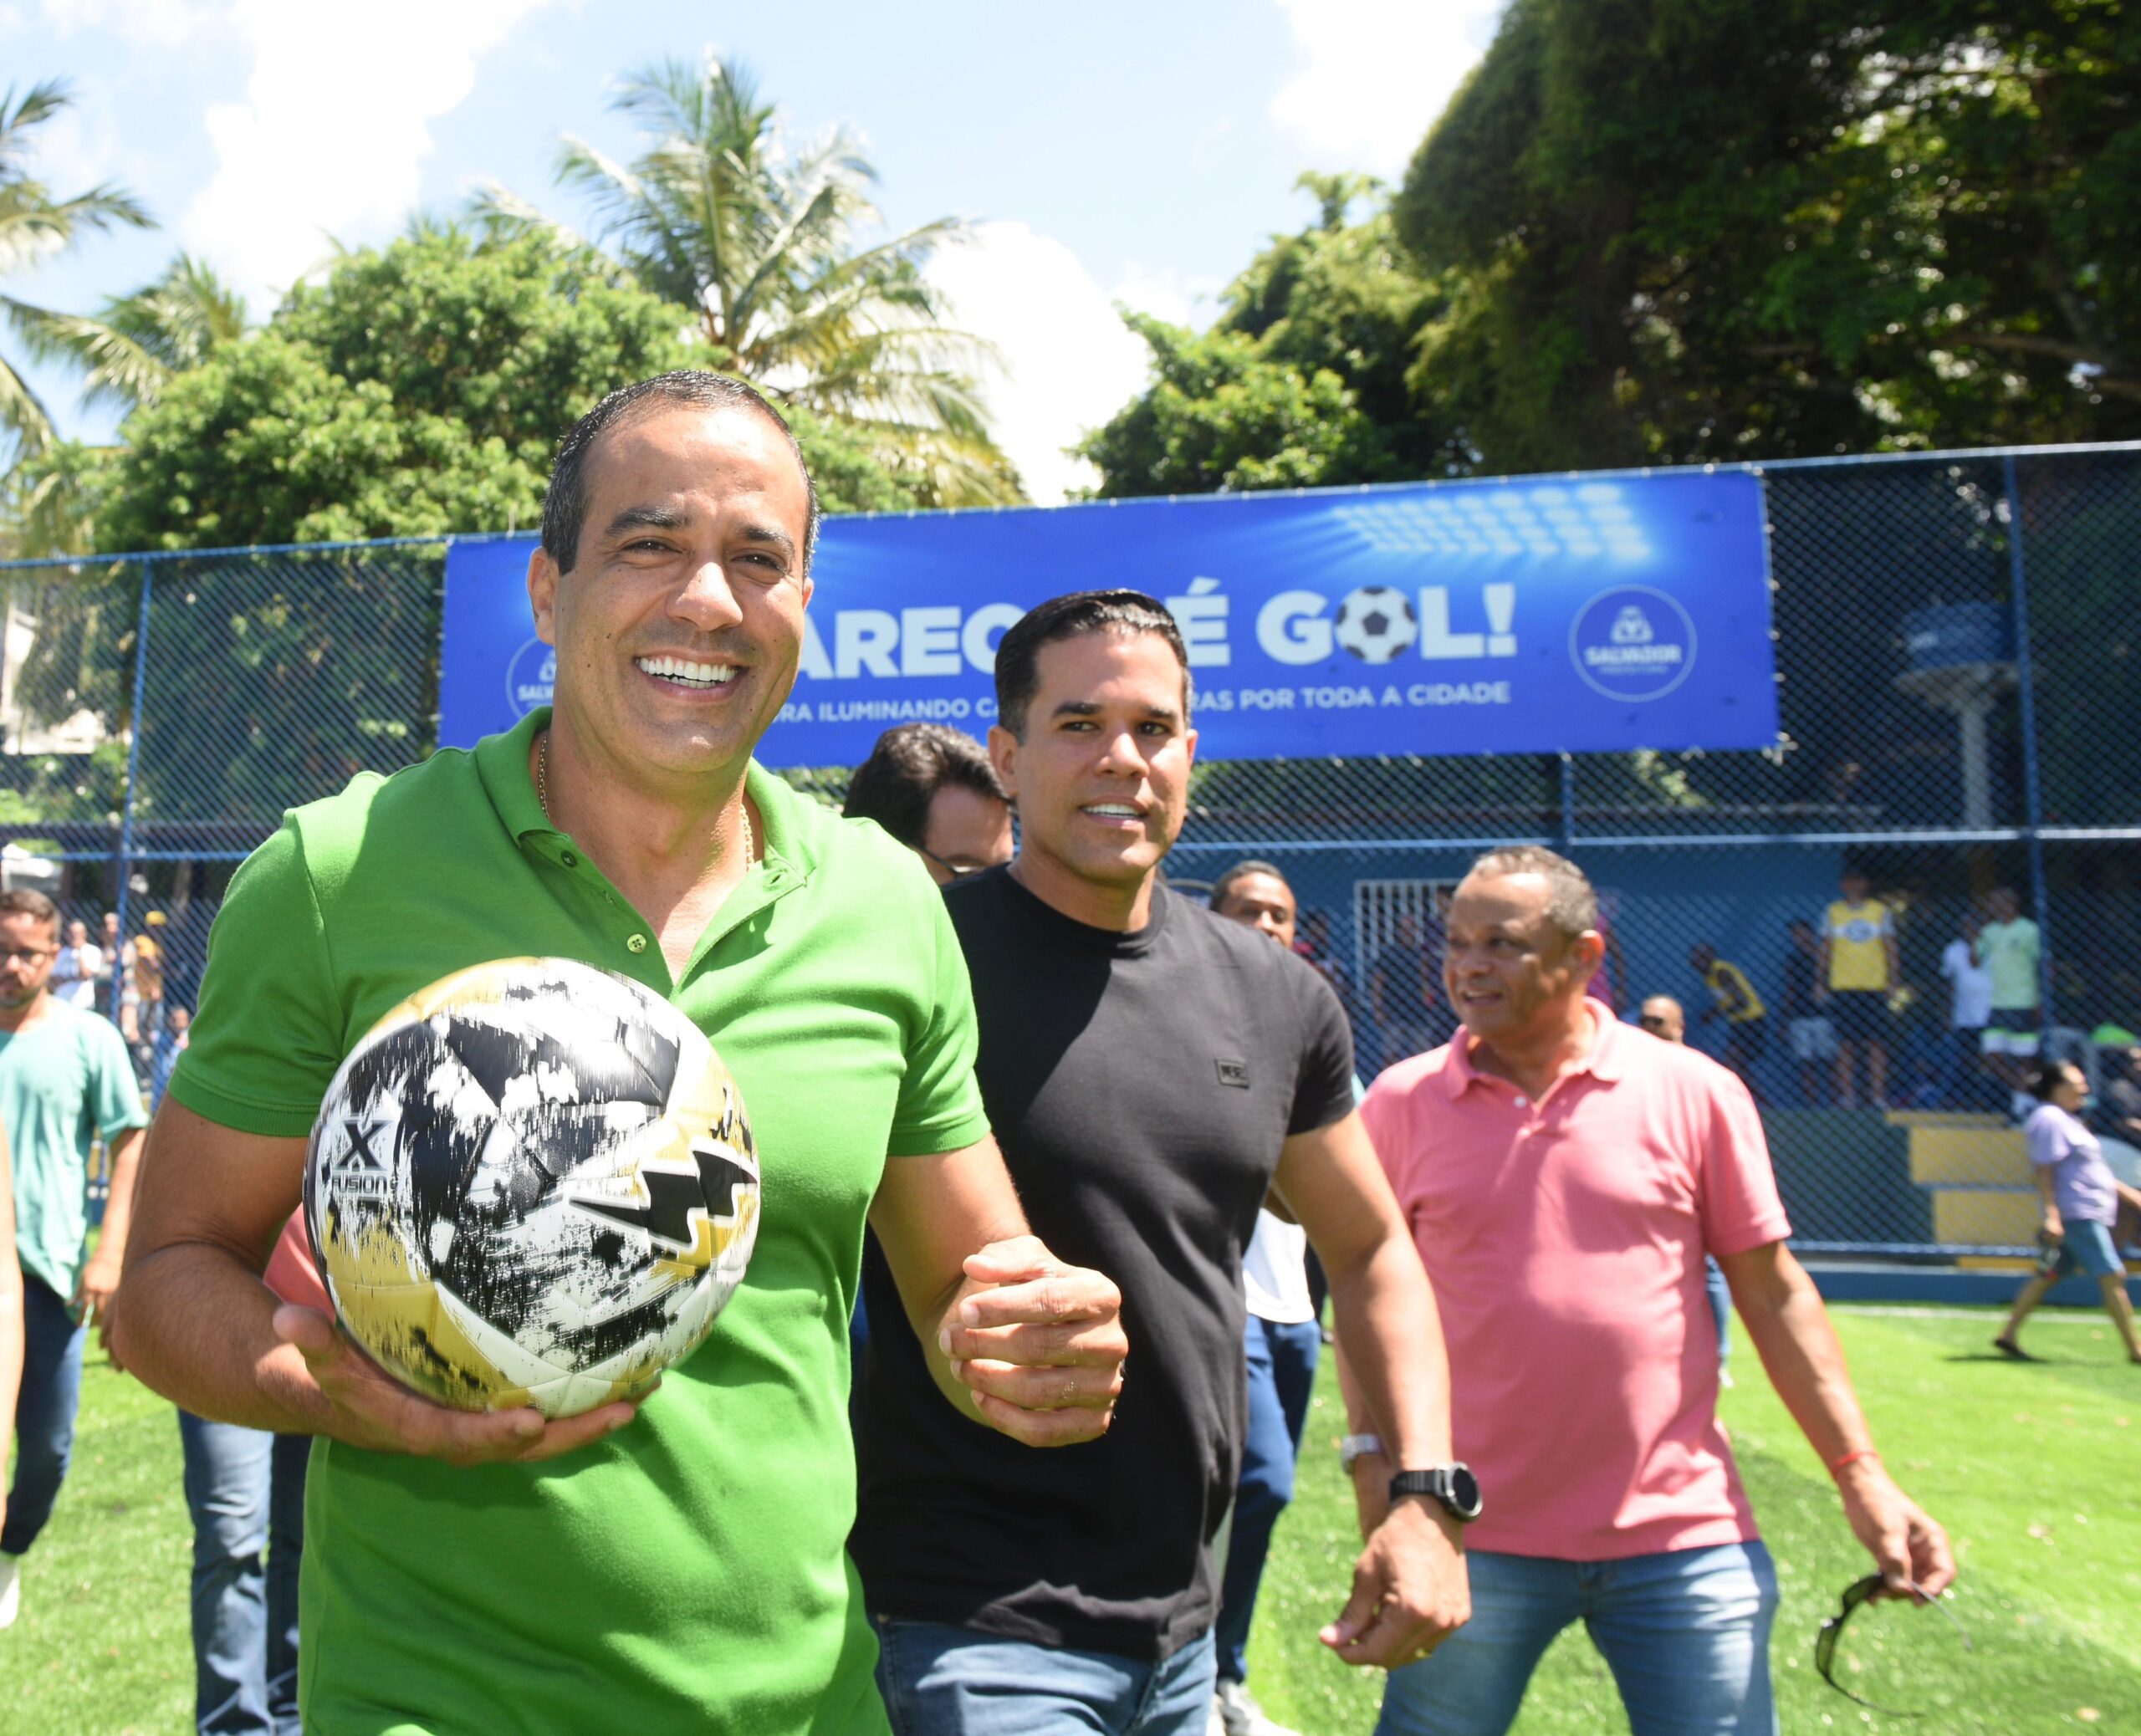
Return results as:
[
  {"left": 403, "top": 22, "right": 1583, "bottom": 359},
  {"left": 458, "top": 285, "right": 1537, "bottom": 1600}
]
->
[{"left": 2, "top": 369, "right": 2087, "bottom": 1736}]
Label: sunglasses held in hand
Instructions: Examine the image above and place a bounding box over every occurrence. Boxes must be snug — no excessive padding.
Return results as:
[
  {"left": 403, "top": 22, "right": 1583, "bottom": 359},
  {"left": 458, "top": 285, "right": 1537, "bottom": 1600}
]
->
[{"left": 1814, "top": 1575, "right": 1970, "bottom": 1717}]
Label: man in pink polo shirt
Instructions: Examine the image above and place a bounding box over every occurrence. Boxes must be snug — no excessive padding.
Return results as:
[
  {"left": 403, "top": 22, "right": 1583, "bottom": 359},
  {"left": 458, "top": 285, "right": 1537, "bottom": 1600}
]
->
[{"left": 1349, "top": 845, "right": 1951, "bottom": 1735}]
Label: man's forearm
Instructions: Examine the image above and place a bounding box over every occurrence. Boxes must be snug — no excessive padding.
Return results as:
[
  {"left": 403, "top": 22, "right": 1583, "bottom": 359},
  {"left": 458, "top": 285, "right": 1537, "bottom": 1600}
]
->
[
  {"left": 1326, "top": 1232, "right": 1452, "bottom": 1467},
  {"left": 1730, "top": 1253, "right": 1873, "bottom": 1465},
  {"left": 115, "top": 1242, "right": 331, "bottom": 1433},
  {"left": 95, "top": 1128, "right": 148, "bottom": 1269}
]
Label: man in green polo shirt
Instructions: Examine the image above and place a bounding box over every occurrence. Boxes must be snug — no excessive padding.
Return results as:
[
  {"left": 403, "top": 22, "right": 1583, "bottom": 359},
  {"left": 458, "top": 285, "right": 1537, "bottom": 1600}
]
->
[{"left": 114, "top": 370, "right": 1130, "bottom": 1735}]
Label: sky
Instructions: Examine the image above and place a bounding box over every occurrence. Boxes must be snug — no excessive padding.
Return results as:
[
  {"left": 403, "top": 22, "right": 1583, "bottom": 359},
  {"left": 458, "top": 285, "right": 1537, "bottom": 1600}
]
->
[{"left": 5, "top": 0, "right": 1505, "bottom": 502}]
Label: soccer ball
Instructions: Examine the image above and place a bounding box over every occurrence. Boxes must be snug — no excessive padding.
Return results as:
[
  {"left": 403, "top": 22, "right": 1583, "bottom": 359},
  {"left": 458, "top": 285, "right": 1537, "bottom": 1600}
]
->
[
  {"left": 304, "top": 957, "right": 759, "bottom": 1418},
  {"left": 1332, "top": 585, "right": 1418, "bottom": 664}
]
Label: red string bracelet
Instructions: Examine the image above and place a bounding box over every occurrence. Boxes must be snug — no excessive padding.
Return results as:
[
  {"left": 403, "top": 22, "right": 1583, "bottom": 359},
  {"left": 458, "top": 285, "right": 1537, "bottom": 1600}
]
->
[{"left": 1829, "top": 1448, "right": 1880, "bottom": 1475}]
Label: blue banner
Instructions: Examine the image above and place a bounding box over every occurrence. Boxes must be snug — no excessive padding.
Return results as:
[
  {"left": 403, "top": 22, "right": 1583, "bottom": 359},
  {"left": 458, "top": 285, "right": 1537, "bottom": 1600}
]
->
[{"left": 439, "top": 471, "right": 1776, "bottom": 764}]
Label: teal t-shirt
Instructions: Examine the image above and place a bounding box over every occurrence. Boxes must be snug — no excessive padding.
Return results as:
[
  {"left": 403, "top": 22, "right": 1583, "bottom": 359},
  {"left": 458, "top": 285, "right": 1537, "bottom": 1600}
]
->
[
  {"left": 1, "top": 998, "right": 148, "bottom": 1297},
  {"left": 168, "top": 710, "right": 989, "bottom": 1735}
]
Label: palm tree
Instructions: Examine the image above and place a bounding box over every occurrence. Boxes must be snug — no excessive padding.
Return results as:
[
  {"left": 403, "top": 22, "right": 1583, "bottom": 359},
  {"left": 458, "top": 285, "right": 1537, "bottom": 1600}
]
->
[
  {"left": 478, "top": 54, "right": 1020, "bottom": 506},
  {"left": 3, "top": 251, "right": 248, "bottom": 556},
  {"left": 15, "top": 251, "right": 247, "bottom": 416},
  {"left": 0, "top": 79, "right": 154, "bottom": 471}
]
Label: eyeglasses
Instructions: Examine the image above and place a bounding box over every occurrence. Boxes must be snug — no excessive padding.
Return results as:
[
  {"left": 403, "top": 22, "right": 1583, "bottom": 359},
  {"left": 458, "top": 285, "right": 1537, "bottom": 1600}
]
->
[
  {"left": 920, "top": 850, "right": 997, "bottom": 881},
  {"left": 1814, "top": 1575, "right": 1971, "bottom": 1717},
  {"left": 0, "top": 946, "right": 54, "bottom": 964}
]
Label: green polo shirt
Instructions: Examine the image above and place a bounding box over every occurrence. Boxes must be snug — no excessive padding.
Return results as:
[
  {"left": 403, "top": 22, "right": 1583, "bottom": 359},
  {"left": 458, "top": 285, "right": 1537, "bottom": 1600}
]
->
[{"left": 168, "top": 709, "right": 989, "bottom": 1736}]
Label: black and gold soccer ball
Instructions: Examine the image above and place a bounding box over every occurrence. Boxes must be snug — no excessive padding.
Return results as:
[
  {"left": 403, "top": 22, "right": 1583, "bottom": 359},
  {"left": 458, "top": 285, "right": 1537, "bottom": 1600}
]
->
[{"left": 304, "top": 957, "right": 759, "bottom": 1418}]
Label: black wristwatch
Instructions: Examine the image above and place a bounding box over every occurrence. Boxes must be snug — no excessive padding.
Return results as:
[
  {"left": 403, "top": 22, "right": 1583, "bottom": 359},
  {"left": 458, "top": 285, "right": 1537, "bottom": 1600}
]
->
[{"left": 1389, "top": 1464, "right": 1483, "bottom": 1524}]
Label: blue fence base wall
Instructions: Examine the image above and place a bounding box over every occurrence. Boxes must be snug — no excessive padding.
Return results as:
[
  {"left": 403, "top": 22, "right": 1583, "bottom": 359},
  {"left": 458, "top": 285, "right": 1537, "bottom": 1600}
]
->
[{"left": 1803, "top": 1259, "right": 2140, "bottom": 1307}]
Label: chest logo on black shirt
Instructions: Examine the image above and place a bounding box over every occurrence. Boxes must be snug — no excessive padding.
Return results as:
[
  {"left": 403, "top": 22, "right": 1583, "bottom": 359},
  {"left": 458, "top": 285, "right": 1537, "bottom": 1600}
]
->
[{"left": 1216, "top": 1057, "right": 1251, "bottom": 1089}]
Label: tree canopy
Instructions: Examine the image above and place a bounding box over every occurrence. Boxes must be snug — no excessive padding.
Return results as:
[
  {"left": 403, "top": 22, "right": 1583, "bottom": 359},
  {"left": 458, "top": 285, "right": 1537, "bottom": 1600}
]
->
[
  {"left": 1086, "top": 2, "right": 2141, "bottom": 496},
  {"left": 77, "top": 227, "right": 918, "bottom": 552}
]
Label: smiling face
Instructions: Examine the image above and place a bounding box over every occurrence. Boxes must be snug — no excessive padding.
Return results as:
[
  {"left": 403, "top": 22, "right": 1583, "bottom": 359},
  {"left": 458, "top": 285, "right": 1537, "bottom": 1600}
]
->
[
  {"left": 1443, "top": 869, "right": 1602, "bottom": 1046},
  {"left": 527, "top": 402, "right": 814, "bottom": 786},
  {"left": 989, "top": 629, "right": 1195, "bottom": 906}
]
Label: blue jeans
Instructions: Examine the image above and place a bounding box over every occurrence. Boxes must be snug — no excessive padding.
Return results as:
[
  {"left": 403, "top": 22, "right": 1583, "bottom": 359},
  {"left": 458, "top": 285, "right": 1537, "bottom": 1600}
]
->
[
  {"left": 3, "top": 1270, "right": 86, "bottom": 1556},
  {"left": 178, "top": 1414, "right": 309, "bottom": 1735},
  {"left": 875, "top": 1619, "right": 1217, "bottom": 1735},
  {"left": 1377, "top": 1542, "right": 1780, "bottom": 1736},
  {"left": 1704, "top": 1260, "right": 1731, "bottom": 1370},
  {"left": 1215, "top": 1315, "right": 1321, "bottom": 1683}
]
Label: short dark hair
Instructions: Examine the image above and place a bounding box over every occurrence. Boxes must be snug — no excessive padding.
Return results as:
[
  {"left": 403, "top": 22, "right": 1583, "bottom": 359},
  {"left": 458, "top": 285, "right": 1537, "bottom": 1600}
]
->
[
  {"left": 2026, "top": 1058, "right": 2077, "bottom": 1100},
  {"left": 1464, "top": 845, "right": 1600, "bottom": 941},
  {"left": 992, "top": 589, "right": 1191, "bottom": 739},
  {"left": 843, "top": 723, "right": 1007, "bottom": 851},
  {"left": 1211, "top": 859, "right": 1290, "bottom": 911},
  {"left": 0, "top": 887, "right": 59, "bottom": 931},
  {"left": 540, "top": 370, "right": 822, "bottom": 575}
]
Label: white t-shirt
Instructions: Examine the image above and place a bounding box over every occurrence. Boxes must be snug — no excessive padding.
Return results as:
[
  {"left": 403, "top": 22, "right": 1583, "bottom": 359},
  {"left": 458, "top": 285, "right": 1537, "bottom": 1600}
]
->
[
  {"left": 1940, "top": 938, "right": 1993, "bottom": 1029},
  {"left": 1243, "top": 1209, "right": 1316, "bottom": 1324},
  {"left": 49, "top": 942, "right": 103, "bottom": 1010}
]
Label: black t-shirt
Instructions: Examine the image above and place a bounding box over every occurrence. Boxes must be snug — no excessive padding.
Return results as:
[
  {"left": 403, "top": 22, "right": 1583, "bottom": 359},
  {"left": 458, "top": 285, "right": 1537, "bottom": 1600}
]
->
[{"left": 851, "top": 869, "right": 1355, "bottom": 1660}]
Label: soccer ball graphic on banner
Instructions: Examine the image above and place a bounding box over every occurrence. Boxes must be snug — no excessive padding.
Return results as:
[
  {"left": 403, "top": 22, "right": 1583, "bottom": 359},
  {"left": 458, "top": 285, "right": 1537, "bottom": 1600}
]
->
[
  {"left": 304, "top": 957, "right": 759, "bottom": 1419},
  {"left": 1332, "top": 585, "right": 1419, "bottom": 664}
]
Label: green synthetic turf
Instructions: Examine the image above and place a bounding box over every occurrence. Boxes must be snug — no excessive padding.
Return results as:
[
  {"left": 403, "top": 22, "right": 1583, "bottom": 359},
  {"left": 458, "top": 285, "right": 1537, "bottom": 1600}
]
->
[
  {"left": 1244, "top": 1305, "right": 2141, "bottom": 1735},
  {"left": 4, "top": 1306, "right": 2136, "bottom": 1733}
]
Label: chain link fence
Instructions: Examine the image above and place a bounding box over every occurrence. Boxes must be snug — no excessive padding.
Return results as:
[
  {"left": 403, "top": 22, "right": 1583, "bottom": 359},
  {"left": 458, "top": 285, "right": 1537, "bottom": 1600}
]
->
[{"left": 8, "top": 445, "right": 2138, "bottom": 1261}]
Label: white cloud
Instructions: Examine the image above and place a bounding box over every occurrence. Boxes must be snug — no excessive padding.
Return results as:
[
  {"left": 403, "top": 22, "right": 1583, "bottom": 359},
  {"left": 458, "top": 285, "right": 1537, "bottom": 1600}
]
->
[
  {"left": 1269, "top": 0, "right": 1504, "bottom": 176},
  {"left": 927, "top": 221, "right": 1157, "bottom": 504},
  {"left": 179, "top": 0, "right": 553, "bottom": 311}
]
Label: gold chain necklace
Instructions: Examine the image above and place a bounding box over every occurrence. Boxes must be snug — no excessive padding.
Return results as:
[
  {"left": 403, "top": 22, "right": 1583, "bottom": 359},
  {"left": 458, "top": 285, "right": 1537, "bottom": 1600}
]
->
[{"left": 536, "top": 729, "right": 753, "bottom": 864}]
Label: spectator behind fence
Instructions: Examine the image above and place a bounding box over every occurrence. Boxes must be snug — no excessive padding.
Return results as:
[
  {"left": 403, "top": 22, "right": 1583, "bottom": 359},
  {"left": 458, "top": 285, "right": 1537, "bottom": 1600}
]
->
[
  {"left": 1994, "top": 1059, "right": 2141, "bottom": 1364},
  {"left": 1636, "top": 994, "right": 1685, "bottom": 1042},
  {"left": 1370, "top": 911, "right": 1441, "bottom": 1069},
  {"left": 134, "top": 911, "right": 168, "bottom": 1054},
  {"left": 0, "top": 887, "right": 150, "bottom": 1630},
  {"left": 1357, "top": 846, "right": 1953, "bottom": 1736},
  {"left": 48, "top": 918, "right": 100, "bottom": 1012},
  {"left": 1207, "top": 859, "right": 1327, "bottom": 1736},
  {"left": 1939, "top": 911, "right": 1994, "bottom": 1108},
  {"left": 1781, "top": 917, "right": 1835, "bottom": 1105},
  {"left": 1817, "top": 867, "right": 1898, "bottom": 1108},
  {"left": 841, "top": 721, "right": 1014, "bottom": 886},
  {"left": 1976, "top": 886, "right": 2043, "bottom": 1104},
  {"left": 1638, "top": 992, "right": 1734, "bottom": 1384},
  {"left": 1689, "top": 944, "right": 1768, "bottom": 1101}
]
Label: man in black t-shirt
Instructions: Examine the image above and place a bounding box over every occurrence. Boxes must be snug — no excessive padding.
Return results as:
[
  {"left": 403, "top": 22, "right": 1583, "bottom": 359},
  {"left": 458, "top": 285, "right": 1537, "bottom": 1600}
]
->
[{"left": 855, "top": 590, "right": 1471, "bottom": 1736}]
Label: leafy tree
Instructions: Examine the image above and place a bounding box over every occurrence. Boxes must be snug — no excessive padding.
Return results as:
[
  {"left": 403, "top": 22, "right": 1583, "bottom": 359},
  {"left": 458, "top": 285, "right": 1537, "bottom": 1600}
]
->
[
  {"left": 478, "top": 54, "right": 1019, "bottom": 507},
  {"left": 84, "top": 227, "right": 922, "bottom": 552},
  {"left": 1080, "top": 176, "right": 1462, "bottom": 497},
  {"left": 0, "top": 79, "right": 153, "bottom": 472},
  {"left": 1395, "top": 0, "right": 2141, "bottom": 468}
]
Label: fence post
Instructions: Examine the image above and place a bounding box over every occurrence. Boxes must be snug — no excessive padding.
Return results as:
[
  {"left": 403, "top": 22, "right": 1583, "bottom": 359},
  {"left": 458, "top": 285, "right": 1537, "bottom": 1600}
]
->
[
  {"left": 111, "top": 555, "right": 156, "bottom": 990},
  {"left": 2001, "top": 455, "right": 2057, "bottom": 1033},
  {"left": 1557, "top": 752, "right": 1576, "bottom": 850}
]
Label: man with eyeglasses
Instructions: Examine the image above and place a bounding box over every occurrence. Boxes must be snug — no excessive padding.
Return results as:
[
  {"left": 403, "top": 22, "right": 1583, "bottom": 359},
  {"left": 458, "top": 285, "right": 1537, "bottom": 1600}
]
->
[
  {"left": 0, "top": 886, "right": 149, "bottom": 1628},
  {"left": 845, "top": 722, "right": 1014, "bottom": 885}
]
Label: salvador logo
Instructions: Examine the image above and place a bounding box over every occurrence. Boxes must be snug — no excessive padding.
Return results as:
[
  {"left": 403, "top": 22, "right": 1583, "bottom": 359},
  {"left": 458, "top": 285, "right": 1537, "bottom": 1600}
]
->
[
  {"left": 505, "top": 637, "right": 557, "bottom": 717},
  {"left": 1569, "top": 586, "right": 1698, "bottom": 702}
]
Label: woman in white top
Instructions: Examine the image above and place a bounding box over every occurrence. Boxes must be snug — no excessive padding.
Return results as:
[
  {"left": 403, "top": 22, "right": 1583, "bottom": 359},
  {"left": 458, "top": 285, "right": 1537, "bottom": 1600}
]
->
[{"left": 1995, "top": 1059, "right": 2141, "bottom": 1363}]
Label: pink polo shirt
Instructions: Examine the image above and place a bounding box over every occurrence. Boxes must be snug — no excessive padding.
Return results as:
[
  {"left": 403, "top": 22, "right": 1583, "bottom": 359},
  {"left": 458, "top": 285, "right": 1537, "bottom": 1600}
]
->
[{"left": 1361, "top": 1007, "right": 1791, "bottom": 1561}]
